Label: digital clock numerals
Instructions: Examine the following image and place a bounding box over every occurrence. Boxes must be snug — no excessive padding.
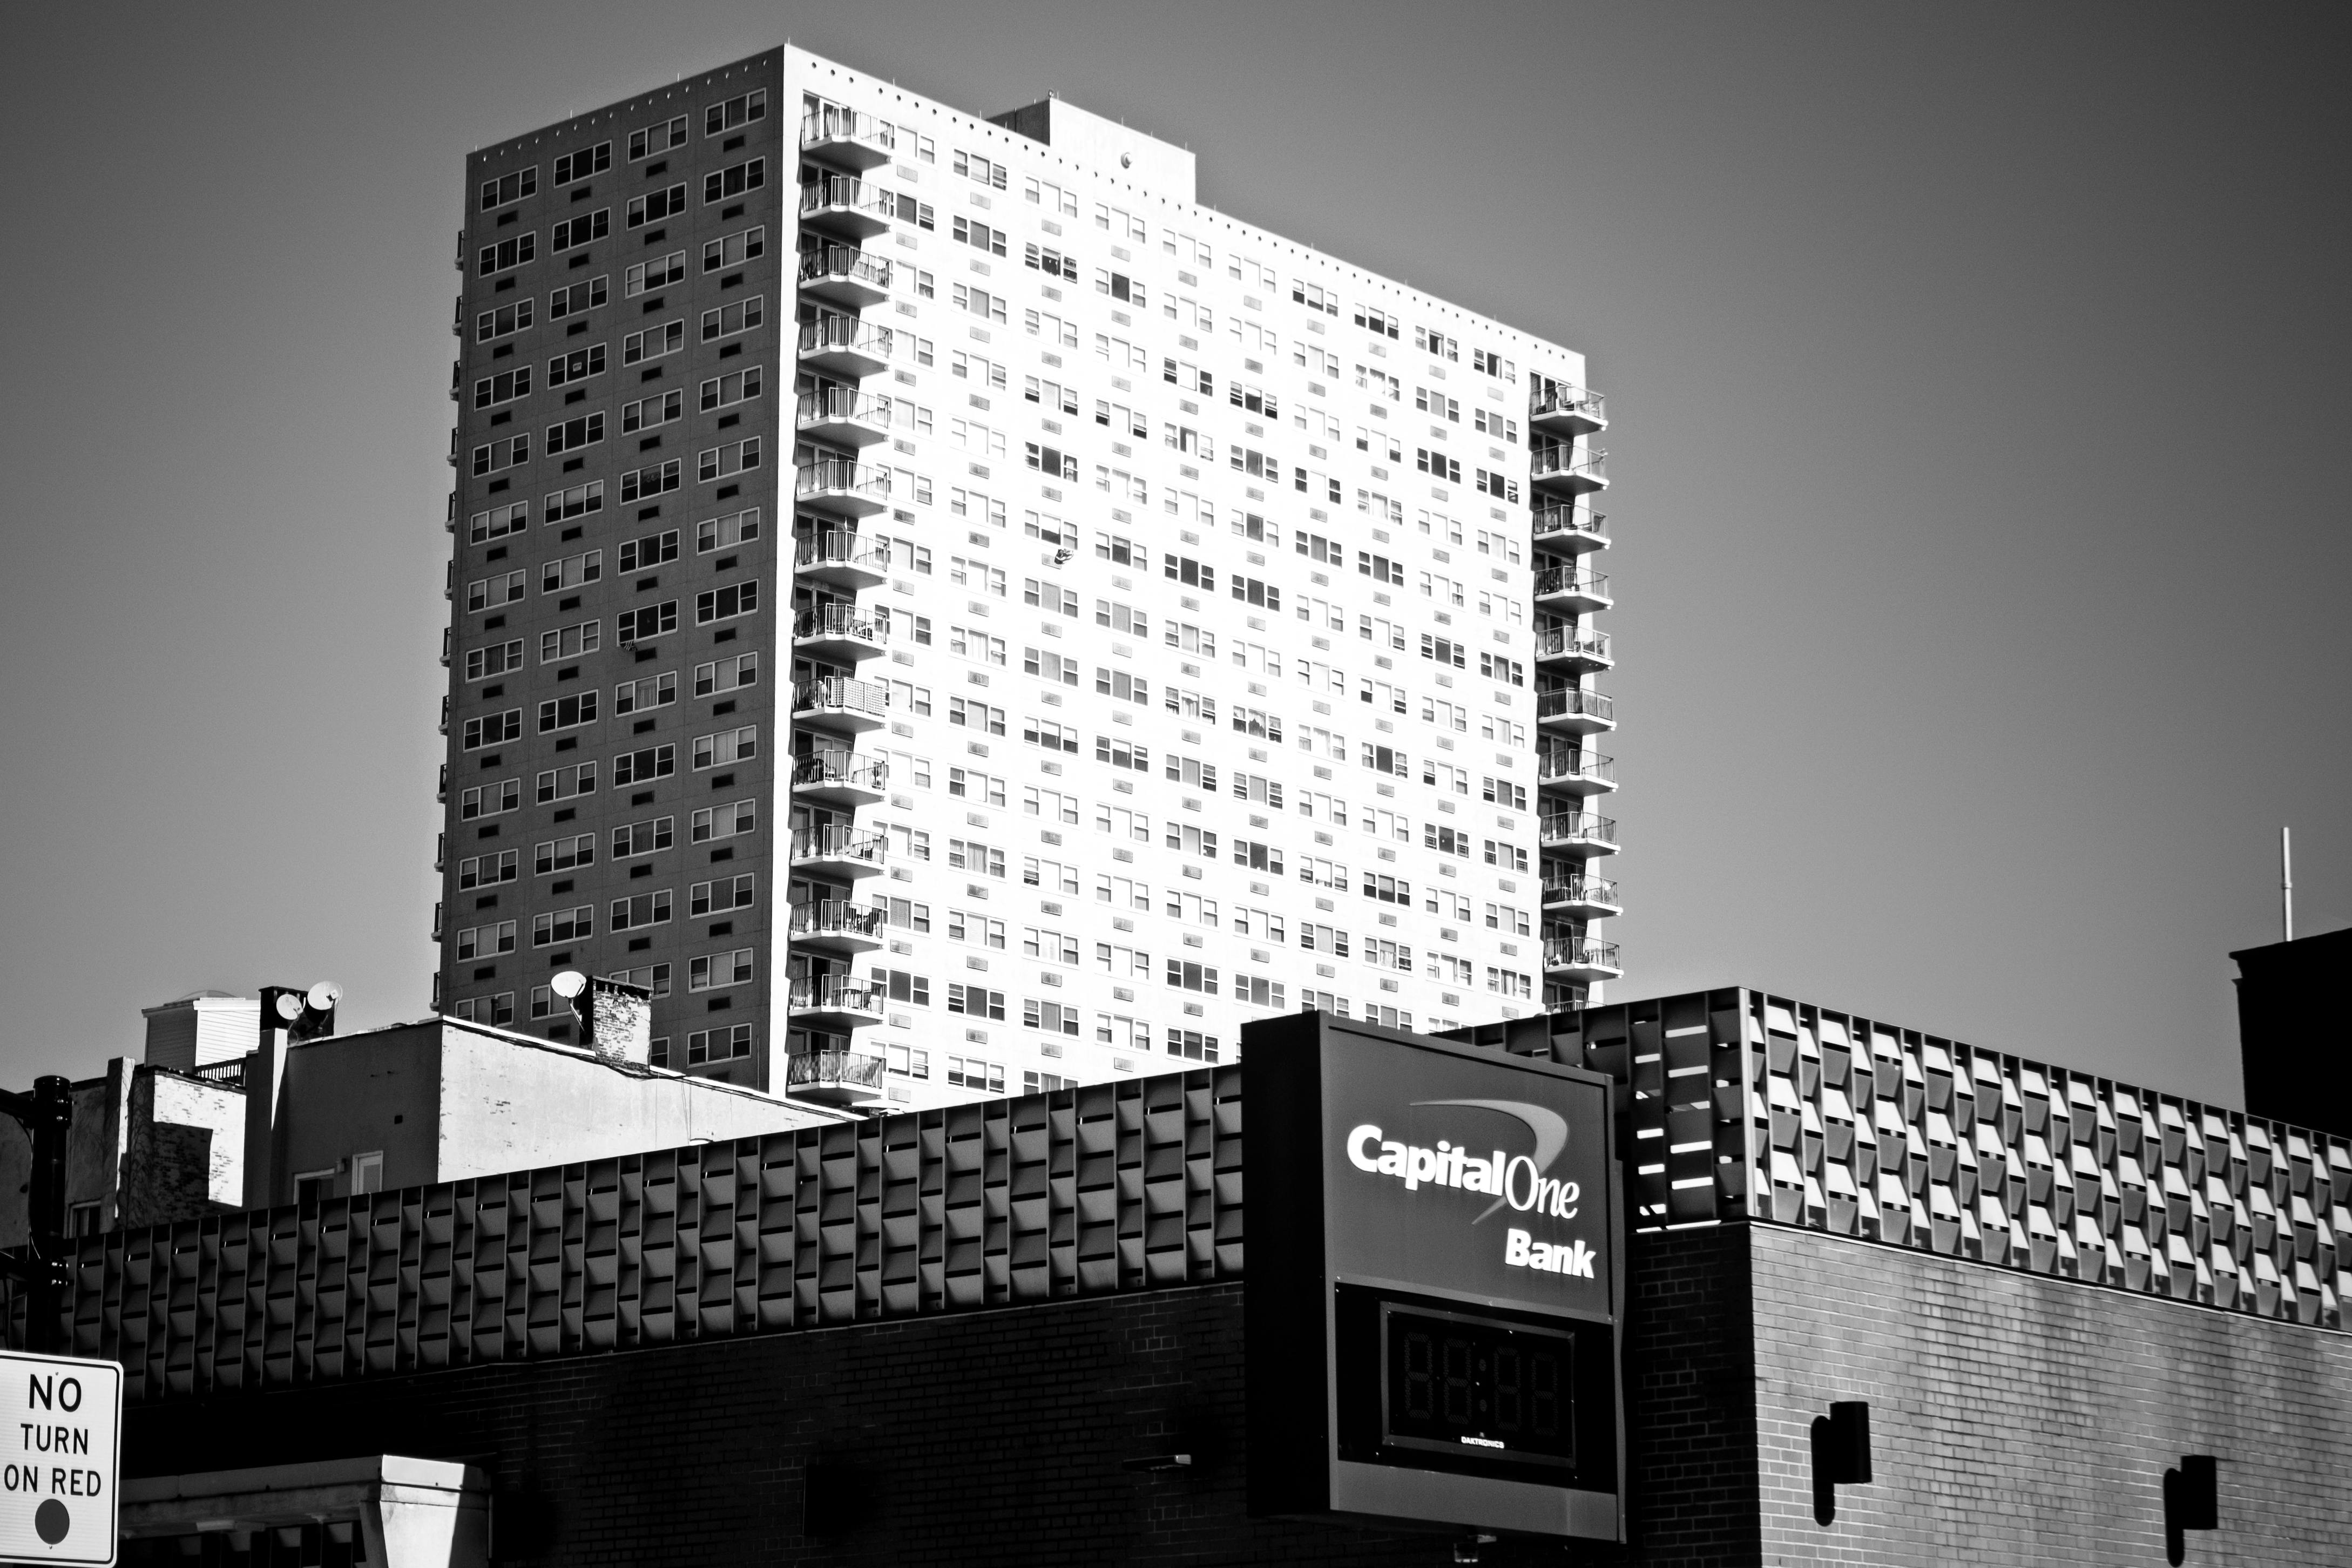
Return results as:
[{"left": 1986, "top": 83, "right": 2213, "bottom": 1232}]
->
[{"left": 1381, "top": 1306, "right": 1578, "bottom": 1468}]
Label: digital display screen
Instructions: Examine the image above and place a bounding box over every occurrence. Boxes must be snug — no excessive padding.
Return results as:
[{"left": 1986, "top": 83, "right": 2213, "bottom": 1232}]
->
[{"left": 1380, "top": 1303, "right": 1577, "bottom": 1470}]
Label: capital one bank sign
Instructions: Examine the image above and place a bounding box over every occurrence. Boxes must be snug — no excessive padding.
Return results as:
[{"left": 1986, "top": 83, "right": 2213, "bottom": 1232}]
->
[{"left": 1244, "top": 1013, "right": 1624, "bottom": 1545}]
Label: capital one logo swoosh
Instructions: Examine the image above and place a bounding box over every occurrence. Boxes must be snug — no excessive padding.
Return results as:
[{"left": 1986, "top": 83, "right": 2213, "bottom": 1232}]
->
[{"left": 1345, "top": 1098, "right": 1581, "bottom": 1223}]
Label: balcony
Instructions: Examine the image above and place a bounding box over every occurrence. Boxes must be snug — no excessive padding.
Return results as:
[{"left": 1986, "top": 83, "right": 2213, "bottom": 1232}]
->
[
  {"left": 786, "top": 976, "right": 886, "bottom": 1031},
  {"left": 792, "top": 675, "right": 890, "bottom": 734},
  {"left": 790, "top": 749, "right": 888, "bottom": 807},
  {"left": 1538, "top": 811, "right": 1618, "bottom": 859},
  {"left": 788, "top": 898, "right": 888, "bottom": 955},
  {"left": 1544, "top": 936, "right": 1623, "bottom": 984},
  {"left": 1533, "top": 625, "right": 1613, "bottom": 673},
  {"left": 799, "top": 106, "right": 895, "bottom": 171},
  {"left": 1531, "top": 444, "right": 1609, "bottom": 497},
  {"left": 1533, "top": 566, "right": 1611, "bottom": 613},
  {"left": 1531, "top": 504, "right": 1610, "bottom": 555},
  {"left": 1530, "top": 384, "right": 1608, "bottom": 436},
  {"left": 797, "top": 386, "right": 892, "bottom": 448},
  {"left": 793, "top": 529, "right": 889, "bottom": 590},
  {"left": 786, "top": 1046, "right": 888, "bottom": 1105},
  {"left": 789, "top": 823, "right": 888, "bottom": 878},
  {"left": 795, "top": 455, "right": 891, "bottom": 517},
  {"left": 797, "top": 313, "right": 893, "bottom": 379},
  {"left": 797, "top": 175, "right": 894, "bottom": 238},
  {"left": 1537, "top": 748, "right": 1617, "bottom": 796},
  {"left": 793, "top": 602, "right": 888, "bottom": 661},
  {"left": 1542, "top": 875, "right": 1622, "bottom": 919},
  {"left": 1536, "top": 686, "right": 1616, "bottom": 734},
  {"left": 796, "top": 244, "right": 893, "bottom": 309}
]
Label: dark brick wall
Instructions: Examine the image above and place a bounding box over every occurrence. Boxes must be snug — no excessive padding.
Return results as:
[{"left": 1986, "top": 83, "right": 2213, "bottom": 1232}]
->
[{"left": 1746, "top": 1225, "right": 2352, "bottom": 1565}]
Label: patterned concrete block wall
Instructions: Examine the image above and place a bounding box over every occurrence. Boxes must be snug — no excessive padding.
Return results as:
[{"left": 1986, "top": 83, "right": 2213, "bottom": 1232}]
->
[{"left": 1747, "top": 1225, "right": 2352, "bottom": 1565}]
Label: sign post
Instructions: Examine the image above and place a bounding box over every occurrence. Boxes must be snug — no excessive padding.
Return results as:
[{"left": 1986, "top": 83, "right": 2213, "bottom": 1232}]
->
[
  {"left": 1245, "top": 1011, "right": 1625, "bottom": 1544},
  {"left": 0, "top": 1351, "right": 121, "bottom": 1566}
]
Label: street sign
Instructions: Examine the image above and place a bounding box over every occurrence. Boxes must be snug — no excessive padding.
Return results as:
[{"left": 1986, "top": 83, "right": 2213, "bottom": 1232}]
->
[{"left": 0, "top": 1351, "right": 121, "bottom": 1566}]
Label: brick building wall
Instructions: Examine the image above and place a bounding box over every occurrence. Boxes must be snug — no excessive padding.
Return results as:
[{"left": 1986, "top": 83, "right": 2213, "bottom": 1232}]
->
[
  {"left": 1747, "top": 1225, "right": 2352, "bottom": 1565},
  {"left": 118, "top": 1224, "right": 2350, "bottom": 1566}
]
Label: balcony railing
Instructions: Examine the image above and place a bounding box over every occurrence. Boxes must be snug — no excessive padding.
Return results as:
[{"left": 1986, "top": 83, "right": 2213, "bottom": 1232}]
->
[
  {"left": 786, "top": 976, "right": 884, "bottom": 1016},
  {"left": 797, "top": 244, "right": 891, "bottom": 292},
  {"left": 790, "top": 824, "right": 887, "bottom": 867},
  {"left": 1542, "top": 875, "right": 1620, "bottom": 911},
  {"left": 1537, "top": 750, "right": 1615, "bottom": 787},
  {"left": 1540, "top": 812, "right": 1618, "bottom": 848},
  {"left": 794, "top": 530, "right": 889, "bottom": 575},
  {"left": 789, "top": 899, "right": 888, "bottom": 942},
  {"left": 797, "top": 387, "right": 890, "bottom": 430},
  {"left": 793, "top": 602, "right": 887, "bottom": 646},
  {"left": 792, "top": 751, "right": 888, "bottom": 793},
  {"left": 795, "top": 457, "right": 890, "bottom": 505},
  {"left": 1531, "top": 385, "right": 1607, "bottom": 427},
  {"left": 1531, "top": 445, "right": 1608, "bottom": 485},
  {"left": 792, "top": 676, "right": 889, "bottom": 718},
  {"left": 800, "top": 106, "right": 894, "bottom": 154},
  {"left": 1534, "top": 626, "right": 1612, "bottom": 665},
  {"left": 1536, "top": 687, "right": 1616, "bottom": 726},
  {"left": 785, "top": 1047, "right": 888, "bottom": 1093},
  {"left": 797, "top": 175, "right": 895, "bottom": 224},
  {"left": 1532, "top": 566, "right": 1610, "bottom": 604},
  {"left": 1544, "top": 937, "right": 1623, "bottom": 973},
  {"left": 796, "top": 314, "right": 894, "bottom": 363},
  {"left": 1531, "top": 504, "right": 1608, "bottom": 545}
]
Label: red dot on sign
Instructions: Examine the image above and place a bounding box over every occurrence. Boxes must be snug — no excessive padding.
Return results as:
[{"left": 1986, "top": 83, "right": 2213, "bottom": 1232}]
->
[{"left": 34, "top": 1499, "right": 69, "bottom": 1544}]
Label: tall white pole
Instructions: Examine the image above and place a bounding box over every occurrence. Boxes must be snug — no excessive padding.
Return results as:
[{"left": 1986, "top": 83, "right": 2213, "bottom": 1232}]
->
[{"left": 2282, "top": 826, "right": 2294, "bottom": 943}]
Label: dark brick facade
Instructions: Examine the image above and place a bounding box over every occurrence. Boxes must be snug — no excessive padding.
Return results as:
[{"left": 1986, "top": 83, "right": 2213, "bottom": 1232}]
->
[{"left": 121, "top": 1221, "right": 2350, "bottom": 1566}]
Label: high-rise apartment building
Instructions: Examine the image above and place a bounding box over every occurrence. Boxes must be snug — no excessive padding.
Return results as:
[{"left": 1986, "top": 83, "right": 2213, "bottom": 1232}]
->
[{"left": 433, "top": 46, "right": 1617, "bottom": 1108}]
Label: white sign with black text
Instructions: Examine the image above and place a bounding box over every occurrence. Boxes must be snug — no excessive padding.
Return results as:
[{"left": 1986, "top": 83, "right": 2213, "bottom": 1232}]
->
[{"left": 0, "top": 1351, "right": 121, "bottom": 1565}]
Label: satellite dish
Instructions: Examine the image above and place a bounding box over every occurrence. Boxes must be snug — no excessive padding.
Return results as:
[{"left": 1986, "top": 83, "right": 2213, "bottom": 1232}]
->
[
  {"left": 274, "top": 993, "right": 305, "bottom": 1022},
  {"left": 549, "top": 970, "right": 589, "bottom": 1001},
  {"left": 307, "top": 981, "right": 343, "bottom": 1012}
]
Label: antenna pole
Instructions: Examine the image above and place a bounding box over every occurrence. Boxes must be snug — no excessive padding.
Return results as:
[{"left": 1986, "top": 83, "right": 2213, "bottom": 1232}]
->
[{"left": 2281, "top": 826, "right": 2294, "bottom": 943}]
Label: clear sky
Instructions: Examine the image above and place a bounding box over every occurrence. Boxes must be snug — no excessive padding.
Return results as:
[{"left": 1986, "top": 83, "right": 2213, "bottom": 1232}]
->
[{"left": 1, "top": 2, "right": 2343, "bottom": 1108}]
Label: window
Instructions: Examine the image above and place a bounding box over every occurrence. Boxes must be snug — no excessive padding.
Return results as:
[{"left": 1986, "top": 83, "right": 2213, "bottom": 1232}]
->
[
  {"left": 946, "top": 984, "right": 1006, "bottom": 1021},
  {"left": 450, "top": 995, "right": 514, "bottom": 1029},
  {"left": 464, "top": 639, "right": 524, "bottom": 682},
  {"left": 703, "top": 157, "right": 766, "bottom": 204},
  {"left": 548, "top": 278, "right": 609, "bottom": 321},
  {"left": 460, "top": 779, "right": 522, "bottom": 820},
  {"left": 615, "top": 600, "right": 678, "bottom": 644},
  {"left": 539, "top": 620, "right": 599, "bottom": 662},
  {"left": 1165, "top": 960, "right": 1219, "bottom": 996},
  {"left": 695, "top": 580, "right": 759, "bottom": 625},
  {"left": 622, "top": 321, "right": 684, "bottom": 365},
  {"left": 628, "top": 116, "right": 688, "bottom": 161},
  {"left": 947, "top": 768, "right": 1006, "bottom": 806},
  {"left": 1025, "top": 928, "right": 1081, "bottom": 964},
  {"left": 1024, "top": 579, "right": 1078, "bottom": 617},
  {"left": 1415, "top": 326, "right": 1459, "bottom": 361},
  {"left": 1025, "top": 857, "right": 1080, "bottom": 895},
  {"left": 455, "top": 922, "right": 516, "bottom": 960},
  {"left": 1353, "top": 305, "right": 1400, "bottom": 339},
  {"left": 540, "top": 549, "right": 602, "bottom": 593},
  {"left": 610, "top": 890, "right": 673, "bottom": 930},
  {"left": 552, "top": 143, "right": 610, "bottom": 184},
  {"left": 1025, "top": 442, "right": 1077, "bottom": 479},
  {"left": 688, "top": 948, "right": 755, "bottom": 990},
  {"left": 1473, "top": 408, "right": 1518, "bottom": 443},
  {"left": 479, "top": 166, "right": 537, "bottom": 210},
  {"left": 477, "top": 233, "right": 537, "bottom": 276},
  {"left": 947, "top": 839, "right": 1006, "bottom": 877},
  {"left": 1026, "top": 176, "right": 1078, "bottom": 215},
  {"left": 543, "top": 413, "right": 605, "bottom": 456},
  {"left": 1024, "top": 241, "right": 1078, "bottom": 279},
  {"left": 700, "top": 366, "right": 763, "bottom": 411},
  {"left": 949, "top": 910, "right": 1005, "bottom": 949},
  {"left": 705, "top": 89, "right": 767, "bottom": 136},
  {"left": 693, "top": 652, "right": 759, "bottom": 696},
  {"left": 945, "top": 1057, "right": 1004, "bottom": 1093},
  {"left": 698, "top": 439, "right": 760, "bottom": 482},
  {"left": 1480, "top": 653, "right": 1525, "bottom": 687},
  {"left": 952, "top": 216, "right": 1008, "bottom": 256},
  {"left": 1425, "top": 823, "right": 1472, "bottom": 857},
  {"left": 616, "top": 530, "right": 678, "bottom": 575},
  {"left": 470, "top": 435, "right": 529, "bottom": 476},
  {"left": 475, "top": 299, "right": 534, "bottom": 342},
  {"left": 462, "top": 709, "right": 522, "bottom": 751},
  {"left": 954, "top": 149, "right": 1009, "bottom": 189},
  {"left": 704, "top": 225, "right": 768, "bottom": 272},
  {"left": 1024, "top": 648, "right": 1079, "bottom": 686},
  {"left": 1096, "top": 668, "right": 1150, "bottom": 706},
  {"left": 536, "top": 762, "right": 597, "bottom": 803},
  {"left": 620, "top": 390, "right": 683, "bottom": 434},
  {"left": 690, "top": 800, "right": 756, "bottom": 843},
  {"left": 531, "top": 905, "right": 592, "bottom": 947},
  {"left": 1166, "top": 1029, "right": 1221, "bottom": 1063},
  {"left": 1233, "top": 840, "right": 1284, "bottom": 874},
  {"left": 689, "top": 874, "right": 754, "bottom": 917},
  {"left": 469, "top": 504, "right": 533, "bottom": 550},
  {"left": 1024, "top": 999, "right": 1081, "bottom": 1036},
  {"left": 1417, "top": 449, "right": 1463, "bottom": 484},
  {"left": 1096, "top": 736, "right": 1150, "bottom": 772},
  {"left": 948, "top": 697, "right": 1006, "bottom": 734},
  {"left": 686, "top": 1023, "right": 753, "bottom": 1063},
  {"left": 1362, "top": 873, "right": 1412, "bottom": 905},
  {"left": 1483, "top": 840, "right": 1531, "bottom": 873},
  {"left": 473, "top": 367, "right": 532, "bottom": 409},
  {"left": 611, "top": 816, "right": 673, "bottom": 858},
  {"left": 611, "top": 744, "right": 674, "bottom": 785},
  {"left": 692, "top": 726, "right": 756, "bottom": 769},
  {"left": 1231, "top": 576, "right": 1280, "bottom": 611},
  {"left": 1476, "top": 469, "right": 1520, "bottom": 503},
  {"left": 604, "top": 963, "right": 671, "bottom": 999},
  {"left": 874, "top": 968, "right": 932, "bottom": 1005},
  {"left": 537, "top": 692, "right": 597, "bottom": 733},
  {"left": 458, "top": 849, "right": 518, "bottom": 889},
  {"left": 698, "top": 508, "right": 761, "bottom": 552},
  {"left": 551, "top": 208, "right": 609, "bottom": 251},
  {"left": 700, "top": 296, "right": 765, "bottom": 341}
]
